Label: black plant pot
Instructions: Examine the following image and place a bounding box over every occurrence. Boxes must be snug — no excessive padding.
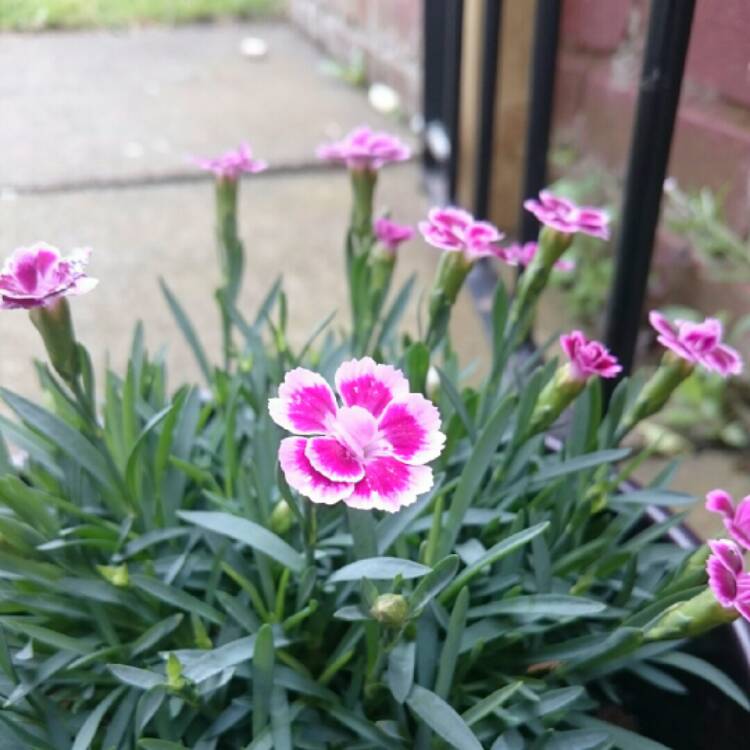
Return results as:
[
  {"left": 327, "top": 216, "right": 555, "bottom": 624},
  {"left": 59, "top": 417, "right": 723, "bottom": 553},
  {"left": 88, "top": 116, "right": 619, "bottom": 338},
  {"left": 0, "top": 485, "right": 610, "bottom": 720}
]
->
[
  {"left": 622, "top": 507, "right": 750, "bottom": 748},
  {"left": 470, "top": 265, "right": 750, "bottom": 746}
]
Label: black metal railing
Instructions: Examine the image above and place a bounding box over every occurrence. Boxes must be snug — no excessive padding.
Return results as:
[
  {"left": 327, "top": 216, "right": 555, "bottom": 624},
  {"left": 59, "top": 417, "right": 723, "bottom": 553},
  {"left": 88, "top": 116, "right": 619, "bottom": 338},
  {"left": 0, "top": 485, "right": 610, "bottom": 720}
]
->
[
  {"left": 422, "top": 0, "right": 750, "bottom": 678},
  {"left": 422, "top": 0, "right": 695, "bottom": 378}
]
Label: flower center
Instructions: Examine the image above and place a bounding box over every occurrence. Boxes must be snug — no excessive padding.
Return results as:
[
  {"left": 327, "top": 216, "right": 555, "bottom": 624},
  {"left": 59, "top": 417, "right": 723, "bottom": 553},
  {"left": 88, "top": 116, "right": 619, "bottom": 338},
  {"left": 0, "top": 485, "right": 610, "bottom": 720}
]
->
[{"left": 327, "top": 405, "right": 378, "bottom": 462}]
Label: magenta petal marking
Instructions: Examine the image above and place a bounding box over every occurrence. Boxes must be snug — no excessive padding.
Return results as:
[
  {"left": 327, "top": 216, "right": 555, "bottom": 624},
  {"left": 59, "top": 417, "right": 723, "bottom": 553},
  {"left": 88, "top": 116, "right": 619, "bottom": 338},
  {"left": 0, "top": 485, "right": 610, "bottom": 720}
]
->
[
  {"left": 707, "top": 539, "right": 744, "bottom": 575},
  {"left": 335, "top": 357, "right": 409, "bottom": 418},
  {"left": 419, "top": 206, "right": 505, "bottom": 259},
  {"left": 345, "top": 457, "right": 433, "bottom": 513},
  {"left": 278, "top": 437, "right": 353, "bottom": 505},
  {"left": 649, "top": 310, "right": 744, "bottom": 376},
  {"left": 374, "top": 217, "right": 415, "bottom": 251},
  {"left": 523, "top": 190, "right": 609, "bottom": 240},
  {"left": 705, "top": 489, "right": 735, "bottom": 519},
  {"left": 0, "top": 243, "right": 97, "bottom": 310},
  {"left": 305, "top": 437, "right": 365, "bottom": 483},
  {"left": 268, "top": 368, "right": 337, "bottom": 434},
  {"left": 559, "top": 330, "right": 621, "bottom": 381},
  {"left": 727, "top": 498, "right": 750, "bottom": 551},
  {"left": 378, "top": 395, "right": 445, "bottom": 464},
  {"left": 707, "top": 556, "right": 738, "bottom": 607},
  {"left": 316, "top": 125, "right": 410, "bottom": 170}
]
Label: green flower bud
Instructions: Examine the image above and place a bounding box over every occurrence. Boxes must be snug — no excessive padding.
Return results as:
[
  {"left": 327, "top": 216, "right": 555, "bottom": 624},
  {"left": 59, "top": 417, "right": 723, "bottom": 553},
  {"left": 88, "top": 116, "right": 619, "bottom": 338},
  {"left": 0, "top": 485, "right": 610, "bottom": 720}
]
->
[
  {"left": 425, "top": 251, "right": 473, "bottom": 349},
  {"left": 617, "top": 353, "right": 694, "bottom": 442},
  {"left": 270, "top": 499, "right": 294, "bottom": 536},
  {"left": 644, "top": 588, "right": 738, "bottom": 642},
  {"left": 370, "top": 593, "right": 409, "bottom": 628},
  {"left": 350, "top": 169, "right": 377, "bottom": 245},
  {"left": 507, "top": 226, "right": 573, "bottom": 338},
  {"left": 97, "top": 563, "right": 129, "bottom": 588},
  {"left": 528, "top": 363, "right": 586, "bottom": 437},
  {"left": 29, "top": 298, "right": 79, "bottom": 384}
]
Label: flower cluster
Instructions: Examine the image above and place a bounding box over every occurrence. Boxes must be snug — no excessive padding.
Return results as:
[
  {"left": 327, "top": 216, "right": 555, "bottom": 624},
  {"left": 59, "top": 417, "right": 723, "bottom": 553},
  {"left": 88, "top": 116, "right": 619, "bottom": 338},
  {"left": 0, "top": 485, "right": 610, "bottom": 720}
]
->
[
  {"left": 269, "top": 357, "right": 444, "bottom": 512},
  {"left": 650, "top": 312, "right": 742, "bottom": 377},
  {"left": 706, "top": 490, "right": 750, "bottom": 622},
  {"left": 194, "top": 143, "right": 268, "bottom": 180},
  {"left": 560, "top": 330, "right": 622, "bottom": 381},
  {"left": 419, "top": 207, "right": 505, "bottom": 260},
  {"left": 0, "top": 244, "right": 97, "bottom": 310},
  {"left": 524, "top": 190, "right": 610, "bottom": 240},
  {"left": 316, "top": 126, "right": 411, "bottom": 171},
  {"left": 373, "top": 217, "right": 415, "bottom": 253}
]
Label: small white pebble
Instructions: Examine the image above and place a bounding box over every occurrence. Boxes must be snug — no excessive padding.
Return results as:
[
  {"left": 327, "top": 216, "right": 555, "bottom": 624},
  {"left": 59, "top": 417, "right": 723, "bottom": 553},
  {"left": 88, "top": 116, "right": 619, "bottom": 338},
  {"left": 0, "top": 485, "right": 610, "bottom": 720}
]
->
[{"left": 240, "top": 37, "right": 268, "bottom": 59}]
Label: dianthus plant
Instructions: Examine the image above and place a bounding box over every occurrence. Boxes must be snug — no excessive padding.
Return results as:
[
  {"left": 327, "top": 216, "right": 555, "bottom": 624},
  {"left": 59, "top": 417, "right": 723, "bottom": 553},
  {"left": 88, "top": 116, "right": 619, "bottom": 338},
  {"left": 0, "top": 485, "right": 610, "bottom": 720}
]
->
[{"left": 0, "top": 128, "right": 746, "bottom": 750}]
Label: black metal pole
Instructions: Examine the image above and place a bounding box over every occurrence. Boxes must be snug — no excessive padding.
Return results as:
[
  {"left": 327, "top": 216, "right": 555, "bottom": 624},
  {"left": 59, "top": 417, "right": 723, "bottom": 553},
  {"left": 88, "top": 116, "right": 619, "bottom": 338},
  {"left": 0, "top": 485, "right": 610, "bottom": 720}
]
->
[
  {"left": 422, "top": 0, "right": 448, "bottom": 172},
  {"left": 603, "top": 0, "right": 696, "bottom": 377},
  {"left": 444, "top": 0, "right": 465, "bottom": 202},
  {"left": 474, "top": 0, "right": 503, "bottom": 219},
  {"left": 518, "top": 0, "right": 562, "bottom": 242}
]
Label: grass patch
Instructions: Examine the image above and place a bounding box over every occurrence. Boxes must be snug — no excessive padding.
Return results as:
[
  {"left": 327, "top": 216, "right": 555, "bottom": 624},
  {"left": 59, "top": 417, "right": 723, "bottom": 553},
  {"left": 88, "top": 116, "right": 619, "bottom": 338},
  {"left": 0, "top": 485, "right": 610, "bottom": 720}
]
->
[{"left": 0, "top": 0, "right": 282, "bottom": 31}]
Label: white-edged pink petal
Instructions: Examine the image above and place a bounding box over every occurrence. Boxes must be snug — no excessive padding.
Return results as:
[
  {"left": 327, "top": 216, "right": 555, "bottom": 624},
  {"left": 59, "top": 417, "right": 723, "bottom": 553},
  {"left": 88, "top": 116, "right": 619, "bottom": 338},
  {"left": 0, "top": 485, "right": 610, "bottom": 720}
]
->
[
  {"left": 305, "top": 437, "right": 365, "bottom": 483},
  {"left": 335, "top": 357, "right": 409, "bottom": 418},
  {"left": 278, "top": 437, "right": 353, "bottom": 505},
  {"left": 345, "top": 456, "right": 433, "bottom": 513},
  {"left": 377, "top": 394, "right": 445, "bottom": 464},
  {"left": 269, "top": 367, "right": 337, "bottom": 435}
]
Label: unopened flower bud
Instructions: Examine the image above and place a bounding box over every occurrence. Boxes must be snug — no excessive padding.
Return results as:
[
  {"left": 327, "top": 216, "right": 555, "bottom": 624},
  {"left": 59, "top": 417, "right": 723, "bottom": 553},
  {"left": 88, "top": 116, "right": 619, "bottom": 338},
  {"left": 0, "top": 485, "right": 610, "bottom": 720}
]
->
[
  {"left": 270, "top": 499, "right": 294, "bottom": 536},
  {"left": 644, "top": 588, "right": 738, "bottom": 642},
  {"left": 617, "top": 353, "right": 694, "bottom": 442},
  {"left": 97, "top": 563, "right": 129, "bottom": 588},
  {"left": 370, "top": 593, "right": 409, "bottom": 628},
  {"left": 29, "top": 298, "right": 80, "bottom": 384}
]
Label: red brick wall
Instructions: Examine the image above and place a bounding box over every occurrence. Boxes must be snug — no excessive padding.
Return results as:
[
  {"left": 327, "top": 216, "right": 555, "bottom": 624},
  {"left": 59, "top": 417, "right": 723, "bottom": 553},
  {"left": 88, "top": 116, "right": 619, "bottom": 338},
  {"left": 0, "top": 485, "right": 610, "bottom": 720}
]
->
[
  {"left": 556, "top": 0, "right": 750, "bottom": 233},
  {"left": 288, "top": 0, "right": 421, "bottom": 114}
]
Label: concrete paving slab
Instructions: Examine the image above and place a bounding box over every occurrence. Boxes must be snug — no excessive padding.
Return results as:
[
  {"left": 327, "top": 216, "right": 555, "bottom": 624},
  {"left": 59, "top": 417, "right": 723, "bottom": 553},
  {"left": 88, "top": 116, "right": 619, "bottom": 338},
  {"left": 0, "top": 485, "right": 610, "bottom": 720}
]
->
[
  {"left": 0, "top": 22, "right": 416, "bottom": 189},
  {"left": 0, "top": 166, "right": 487, "bottom": 402}
]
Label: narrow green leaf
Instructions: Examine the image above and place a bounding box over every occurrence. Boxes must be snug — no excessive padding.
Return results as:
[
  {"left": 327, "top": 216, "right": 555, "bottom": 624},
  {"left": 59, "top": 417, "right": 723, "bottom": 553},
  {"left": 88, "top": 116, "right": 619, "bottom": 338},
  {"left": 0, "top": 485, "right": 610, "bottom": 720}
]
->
[
  {"left": 0, "top": 389, "right": 119, "bottom": 493},
  {"left": 542, "top": 729, "right": 609, "bottom": 749},
  {"left": 441, "top": 393, "right": 517, "bottom": 555},
  {"left": 327, "top": 704, "right": 395, "bottom": 750},
  {"left": 655, "top": 651, "right": 750, "bottom": 711},
  {"left": 347, "top": 507, "right": 378, "bottom": 559},
  {"left": 375, "top": 273, "right": 416, "bottom": 350},
  {"left": 613, "top": 489, "right": 695, "bottom": 506},
  {"left": 436, "top": 368, "right": 476, "bottom": 441},
  {"left": 269, "top": 686, "right": 292, "bottom": 750},
  {"left": 160, "top": 280, "right": 211, "bottom": 380},
  {"left": 253, "top": 624, "right": 275, "bottom": 737},
  {"left": 130, "top": 614, "right": 184, "bottom": 657},
  {"left": 409, "top": 555, "right": 459, "bottom": 614},
  {"left": 181, "top": 631, "right": 289, "bottom": 683},
  {"left": 440, "top": 522, "right": 549, "bottom": 603},
  {"left": 462, "top": 682, "right": 522, "bottom": 726},
  {"left": 108, "top": 664, "right": 163, "bottom": 691},
  {"left": 434, "top": 587, "right": 469, "bottom": 699},
  {"left": 405, "top": 342, "right": 430, "bottom": 393},
  {"left": 407, "top": 684, "right": 482, "bottom": 750},
  {"left": 72, "top": 687, "right": 124, "bottom": 750},
  {"left": 179, "top": 510, "right": 305, "bottom": 573},
  {"left": 328, "top": 557, "right": 431, "bottom": 583},
  {"left": 568, "top": 714, "right": 671, "bottom": 750},
  {"left": 387, "top": 639, "right": 415, "bottom": 704},
  {"left": 125, "top": 404, "right": 174, "bottom": 496},
  {"left": 469, "top": 594, "right": 606, "bottom": 619},
  {"left": 139, "top": 741, "right": 188, "bottom": 750},
  {"left": 130, "top": 573, "right": 223, "bottom": 625}
]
